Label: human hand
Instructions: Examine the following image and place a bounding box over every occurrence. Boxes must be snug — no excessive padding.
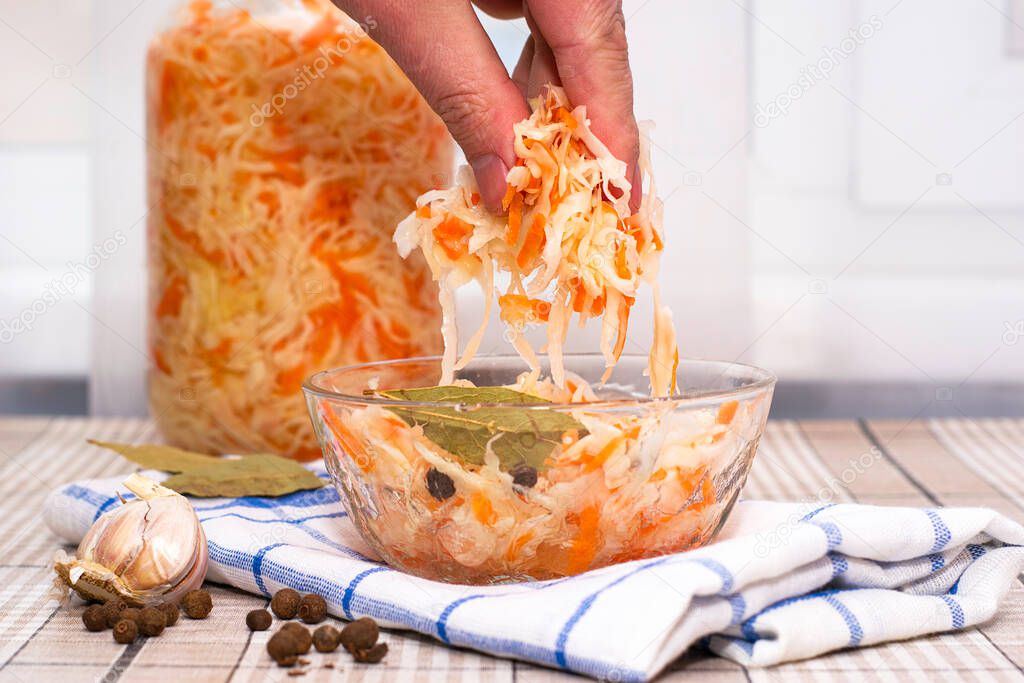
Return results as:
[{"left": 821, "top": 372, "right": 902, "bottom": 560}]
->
[{"left": 332, "top": 0, "right": 641, "bottom": 212}]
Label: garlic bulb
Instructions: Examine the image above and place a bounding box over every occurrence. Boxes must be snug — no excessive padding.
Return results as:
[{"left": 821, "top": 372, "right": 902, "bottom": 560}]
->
[{"left": 54, "top": 473, "right": 208, "bottom": 606}]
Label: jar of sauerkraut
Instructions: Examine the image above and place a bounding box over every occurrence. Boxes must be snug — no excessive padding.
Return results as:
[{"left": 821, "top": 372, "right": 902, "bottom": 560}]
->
[{"left": 146, "top": 0, "right": 451, "bottom": 459}]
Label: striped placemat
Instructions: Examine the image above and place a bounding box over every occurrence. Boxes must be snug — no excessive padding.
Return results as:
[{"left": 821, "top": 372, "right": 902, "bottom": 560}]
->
[{"left": 1, "top": 416, "right": 1022, "bottom": 681}]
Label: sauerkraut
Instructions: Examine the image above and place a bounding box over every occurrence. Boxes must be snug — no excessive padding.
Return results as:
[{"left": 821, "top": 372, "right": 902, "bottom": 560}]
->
[
  {"left": 394, "top": 87, "right": 678, "bottom": 396},
  {"left": 315, "top": 370, "right": 762, "bottom": 583},
  {"left": 147, "top": 0, "right": 452, "bottom": 459}
]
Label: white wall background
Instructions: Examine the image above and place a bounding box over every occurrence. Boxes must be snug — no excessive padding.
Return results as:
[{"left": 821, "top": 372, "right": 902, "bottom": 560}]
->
[
  {"left": 0, "top": 0, "right": 1022, "bottom": 415},
  {"left": 745, "top": 0, "right": 1024, "bottom": 388}
]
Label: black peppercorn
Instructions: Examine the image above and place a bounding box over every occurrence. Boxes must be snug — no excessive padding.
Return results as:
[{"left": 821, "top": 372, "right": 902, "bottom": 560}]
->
[
  {"left": 353, "top": 642, "right": 388, "bottom": 664},
  {"left": 82, "top": 604, "right": 107, "bottom": 631},
  {"left": 246, "top": 608, "right": 272, "bottom": 631},
  {"left": 426, "top": 468, "right": 455, "bottom": 500},
  {"left": 281, "top": 622, "right": 312, "bottom": 654},
  {"left": 271, "top": 588, "right": 301, "bottom": 619},
  {"left": 312, "top": 624, "right": 340, "bottom": 652},
  {"left": 181, "top": 589, "right": 212, "bottom": 619},
  {"left": 113, "top": 619, "right": 138, "bottom": 644},
  {"left": 138, "top": 607, "right": 166, "bottom": 637},
  {"left": 298, "top": 594, "right": 327, "bottom": 624},
  {"left": 267, "top": 630, "right": 299, "bottom": 667},
  {"left": 509, "top": 464, "right": 538, "bottom": 488},
  {"left": 102, "top": 599, "right": 128, "bottom": 628},
  {"left": 158, "top": 601, "right": 179, "bottom": 626},
  {"left": 340, "top": 617, "right": 379, "bottom": 653}
]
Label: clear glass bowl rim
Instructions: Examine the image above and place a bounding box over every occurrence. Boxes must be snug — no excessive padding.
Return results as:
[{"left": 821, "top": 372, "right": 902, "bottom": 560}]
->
[{"left": 302, "top": 353, "right": 776, "bottom": 410}]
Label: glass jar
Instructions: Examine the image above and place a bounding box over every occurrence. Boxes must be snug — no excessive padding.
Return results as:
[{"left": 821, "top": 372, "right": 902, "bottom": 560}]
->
[{"left": 146, "top": 0, "right": 450, "bottom": 459}]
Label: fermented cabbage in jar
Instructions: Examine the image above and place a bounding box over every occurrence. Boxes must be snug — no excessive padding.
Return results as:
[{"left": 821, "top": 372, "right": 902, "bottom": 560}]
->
[{"left": 146, "top": 0, "right": 451, "bottom": 459}]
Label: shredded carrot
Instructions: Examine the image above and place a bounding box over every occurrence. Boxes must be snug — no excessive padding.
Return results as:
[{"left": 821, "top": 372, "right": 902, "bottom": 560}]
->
[
  {"left": 155, "top": 277, "right": 186, "bottom": 318},
  {"left": 257, "top": 190, "right": 280, "bottom": 217},
  {"left": 196, "top": 142, "right": 216, "bottom": 160},
  {"left": 433, "top": 215, "right": 474, "bottom": 261},
  {"left": 614, "top": 241, "right": 630, "bottom": 279},
  {"left": 299, "top": 12, "right": 338, "bottom": 49},
  {"left": 470, "top": 492, "right": 498, "bottom": 525},
  {"left": 697, "top": 476, "right": 716, "bottom": 511},
  {"left": 717, "top": 400, "right": 738, "bottom": 425},
  {"left": 153, "top": 348, "right": 172, "bottom": 374},
  {"left": 498, "top": 294, "right": 550, "bottom": 326},
  {"left": 516, "top": 214, "right": 546, "bottom": 268},
  {"left": 506, "top": 193, "right": 523, "bottom": 245},
  {"left": 566, "top": 505, "right": 601, "bottom": 574},
  {"left": 584, "top": 435, "right": 624, "bottom": 472},
  {"left": 274, "top": 364, "right": 307, "bottom": 395},
  {"left": 557, "top": 106, "right": 578, "bottom": 130},
  {"left": 308, "top": 180, "right": 352, "bottom": 224},
  {"left": 501, "top": 183, "right": 516, "bottom": 210}
]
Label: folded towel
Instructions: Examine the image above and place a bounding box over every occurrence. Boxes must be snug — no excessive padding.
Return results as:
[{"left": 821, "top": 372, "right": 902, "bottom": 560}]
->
[{"left": 44, "top": 466, "right": 1024, "bottom": 681}]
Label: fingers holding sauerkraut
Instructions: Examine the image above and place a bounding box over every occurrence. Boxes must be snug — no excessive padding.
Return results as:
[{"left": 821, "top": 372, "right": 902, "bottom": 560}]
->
[{"left": 394, "top": 86, "right": 678, "bottom": 396}]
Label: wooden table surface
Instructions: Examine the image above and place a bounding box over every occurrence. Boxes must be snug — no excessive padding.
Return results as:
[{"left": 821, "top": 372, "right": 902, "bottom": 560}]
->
[{"left": 1, "top": 416, "right": 1022, "bottom": 682}]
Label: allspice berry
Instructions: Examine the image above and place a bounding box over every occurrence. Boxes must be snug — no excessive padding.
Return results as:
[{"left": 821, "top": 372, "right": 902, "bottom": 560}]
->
[
  {"left": 113, "top": 619, "right": 138, "bottom": 644},
  {"left": 509, "top": 463, "right": 538, "bottom": 488},
  {"left": 426, "top": 468, "right": 456, "bottom": 500},
  {"left": 119, "top": 608, "right": 142, "bottom": 626},
  {"left": 298, "top": 594, "right": 327, "bottom": 624},
  {"left": 181, "top": 589, "right": 213, "bottom": 619},
  {"left": 267, "top": 630, "right": 299, "bottom": 667},
  {"left": 312, "top": 625, "right": 340, "bottom": 653},
  {"left": 353, "top": 642, "right": 388, "bottom": 664},
  {"left": 138, "top": 607, "right": 166, "bottom": 637},
  {"left": 271, "top": 588, "right": 301, "bottom": 619},
  {"left": 82, "top": 604, "right": 107, "bottom": 631},
  {"left": 281, "top": 622, "right": 312, "bottom": 654},
  {"left": 102, "top": 599, "right": 128, "bottom": 628},
  {"left": 158, "top": 602, "right": 179, "bottom": 627},
  {"left": 340, "top": 617, "right": 379, "bottom": 653},
  {"left": 246, "top": 609, "right": 272, "bottom": 631}
]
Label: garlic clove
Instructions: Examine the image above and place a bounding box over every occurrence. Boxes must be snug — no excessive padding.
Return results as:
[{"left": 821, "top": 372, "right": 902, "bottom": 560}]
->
[{"left": 54, "top": 473, "right": 209, "bottom": 606}]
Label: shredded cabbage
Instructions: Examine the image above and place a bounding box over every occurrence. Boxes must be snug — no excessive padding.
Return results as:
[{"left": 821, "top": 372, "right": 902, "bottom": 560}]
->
[
  {"left": 147, "top": 0, "right": 451, "bottom": 459},
  {"left": 395, "top": 86, "right": 679, "bottom": 395}
]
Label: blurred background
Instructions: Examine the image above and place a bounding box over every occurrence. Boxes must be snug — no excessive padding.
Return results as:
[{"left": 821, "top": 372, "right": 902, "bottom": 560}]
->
[{"left": 1, "top": 0, "right": 1022, "bottom": 419}]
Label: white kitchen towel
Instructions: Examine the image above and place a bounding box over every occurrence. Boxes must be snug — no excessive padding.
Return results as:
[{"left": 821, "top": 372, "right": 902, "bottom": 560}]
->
[{"left": 44, "top": 466, "right": 1024, "bottom": 681}]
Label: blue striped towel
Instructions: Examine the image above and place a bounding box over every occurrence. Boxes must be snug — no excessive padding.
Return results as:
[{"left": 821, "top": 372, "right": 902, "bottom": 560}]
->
[{"left": 44, "top": 464, "right": 1024, "bottom": 681}]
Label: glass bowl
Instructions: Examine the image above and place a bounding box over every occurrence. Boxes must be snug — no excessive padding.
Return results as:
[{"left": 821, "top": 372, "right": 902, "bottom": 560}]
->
[{"left": 303, "top": 354, "right": 775, "bottom": 584}]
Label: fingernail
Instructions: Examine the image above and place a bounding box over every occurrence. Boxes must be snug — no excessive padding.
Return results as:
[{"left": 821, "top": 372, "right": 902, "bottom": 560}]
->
[{"left": 470, "top": 154, "right": 510, "bottom": 213}]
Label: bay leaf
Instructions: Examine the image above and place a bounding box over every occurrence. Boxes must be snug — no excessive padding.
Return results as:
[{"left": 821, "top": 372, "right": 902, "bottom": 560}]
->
[
  {"left": 88, "top": 440, "right": 324, "bottom": 498},
  {"left": 378, "top": 386, "right": 586, "bottom": 471},
  {"left": 162, "top": 454, "right": 324, "bottom": 498},
  {"left": 88, "top": 440, "right": 219, "bottom": 473},
  {"left": 380, "top": 386, "right": 548, "bottom": 405}
]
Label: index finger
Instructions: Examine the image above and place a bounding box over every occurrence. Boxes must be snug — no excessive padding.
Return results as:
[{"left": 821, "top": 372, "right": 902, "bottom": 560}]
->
[{"left": 333, "top": 0, "right": 529, "bottom": 210}]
